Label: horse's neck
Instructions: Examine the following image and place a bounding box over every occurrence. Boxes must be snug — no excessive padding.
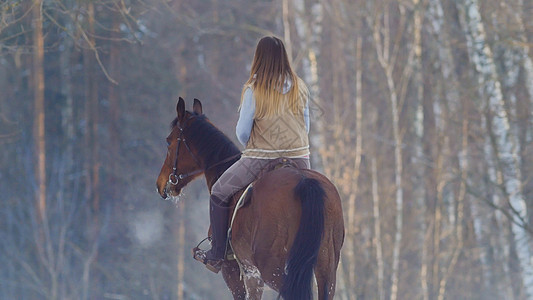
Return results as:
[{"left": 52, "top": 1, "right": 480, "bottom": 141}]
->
[{"left": 192, "top": 121, "right": 240, "bottom": 194}]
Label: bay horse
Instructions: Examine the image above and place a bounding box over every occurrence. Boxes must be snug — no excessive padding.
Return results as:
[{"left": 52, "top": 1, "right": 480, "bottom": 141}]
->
[{"left": 156, "top": 98, "right": 344, "bottom": 299}]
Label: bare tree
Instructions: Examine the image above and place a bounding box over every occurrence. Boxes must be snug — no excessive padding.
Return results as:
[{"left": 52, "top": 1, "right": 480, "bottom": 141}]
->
[
  {"left": 457, "top": 0, "right": 533, "bottom": 297},
  {"left": 32, "top": 0, "right": 46, "bottom": 224},
  {"left": 3, "top": 0, "right": 533, "bottom": 298},
  {"left": 369, "top": 1, "right": 424, "bottom": 298}
]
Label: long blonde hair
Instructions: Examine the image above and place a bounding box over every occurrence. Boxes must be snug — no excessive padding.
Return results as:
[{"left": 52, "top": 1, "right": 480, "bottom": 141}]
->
[{"left": 240, "top": 36, "right": 308, "bottom": 119}]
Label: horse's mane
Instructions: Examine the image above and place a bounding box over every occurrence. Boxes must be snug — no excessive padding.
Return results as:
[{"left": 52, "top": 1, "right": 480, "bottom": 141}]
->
[{"left": 171, "top": 113, "right": 241, "bottom": 170}]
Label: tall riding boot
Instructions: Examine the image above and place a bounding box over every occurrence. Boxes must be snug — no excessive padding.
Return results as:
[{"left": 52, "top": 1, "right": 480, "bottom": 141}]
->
[{"left": 203, "top": 195, "right": 231, "bottom": 273}]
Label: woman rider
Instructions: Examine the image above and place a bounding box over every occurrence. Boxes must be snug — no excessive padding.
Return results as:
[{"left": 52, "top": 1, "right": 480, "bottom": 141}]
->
[{"left": 198, "top": 36, "right": 311, "bottom": 273}]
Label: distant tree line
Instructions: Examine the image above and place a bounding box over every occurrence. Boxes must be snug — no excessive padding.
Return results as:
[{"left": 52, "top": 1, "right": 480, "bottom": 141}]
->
[{"left": 1, "top": 0, "right": 532, "bottom": 299}]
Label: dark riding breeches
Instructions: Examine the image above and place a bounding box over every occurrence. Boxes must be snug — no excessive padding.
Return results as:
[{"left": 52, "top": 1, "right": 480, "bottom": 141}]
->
[{"left": 210, "top": 157, "right": 310, "bottom": 206}]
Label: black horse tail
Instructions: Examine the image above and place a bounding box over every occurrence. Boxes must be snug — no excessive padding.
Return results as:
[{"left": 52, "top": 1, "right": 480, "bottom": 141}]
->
[{"left": 280, "top": 177, "right": 325, "bottom": 300}]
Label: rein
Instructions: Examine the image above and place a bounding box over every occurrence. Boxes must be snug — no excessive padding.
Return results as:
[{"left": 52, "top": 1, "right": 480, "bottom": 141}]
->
[{"left": 168, "top": 116, "right": 241, "bottom": 187}]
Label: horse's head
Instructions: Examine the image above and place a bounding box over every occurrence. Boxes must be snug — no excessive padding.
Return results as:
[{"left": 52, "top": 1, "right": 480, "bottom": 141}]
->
[{"left": 156, "top": 97, "right": 204, "bottom": 201}]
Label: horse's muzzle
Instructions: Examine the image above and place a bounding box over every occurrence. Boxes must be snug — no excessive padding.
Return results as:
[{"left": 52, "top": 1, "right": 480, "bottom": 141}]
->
[{"left": 156, "top": 182, "right": 169, "bottom": 199}]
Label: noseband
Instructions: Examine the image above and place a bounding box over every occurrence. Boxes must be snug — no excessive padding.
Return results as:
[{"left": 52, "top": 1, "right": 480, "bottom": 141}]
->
[{"left": 168, "top": 115, "right": 241, "bottom": 187}]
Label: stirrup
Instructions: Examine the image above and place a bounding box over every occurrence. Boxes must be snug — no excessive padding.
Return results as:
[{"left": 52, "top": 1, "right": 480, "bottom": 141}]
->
[{"left": 192, "top": 246, "right": 223, "bottom": 274}]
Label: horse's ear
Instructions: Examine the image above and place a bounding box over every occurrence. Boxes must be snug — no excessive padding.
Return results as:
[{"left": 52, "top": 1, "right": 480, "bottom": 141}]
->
[
  {"left": 193, "top": 98, "right": 203, "bottom": 115},
  {"left": 177, "top": 97, "right": 185, "bottom": 120}
]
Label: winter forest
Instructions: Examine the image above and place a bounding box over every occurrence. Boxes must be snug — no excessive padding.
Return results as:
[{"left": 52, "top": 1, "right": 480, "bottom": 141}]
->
[{"left": 1, "top": 0, "right": 533, "bottom": 299}]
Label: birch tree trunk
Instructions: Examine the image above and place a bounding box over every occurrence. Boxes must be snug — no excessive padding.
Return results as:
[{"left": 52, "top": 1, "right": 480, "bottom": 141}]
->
[
  {"left": 83, "top": 1, "right": 99, "bottom": 216},
  {"left": 491, "top": 5, "right": 531, "bottom": 299},
  {"left": 81, "top": 4, "right": 100, "bottom": 295},
  {"left": 304, "top": 2, "right": 325, "bottom": 172},
  {"left": 175, "top": 40, "right": 189, "bottom": 300},
  {"left": 499, "top": 0, "right": 533, "bottom": 243},
  {"left": 88, "top": 3, "right": 100, "bottom": 216},
  {"left": 108, "top": 14, "right": 120, "bottom": 204},
  {"left": 177, "top": 201, "right": 186, "bottom": 300},
  {"left": 457, "top": 0, "right": 533, "bottom": 297},
  {"left": 372, "top": 157, "right": 385, "bottom": 300},
  {"left": 412, "top": 2, "right": 430, "bottom": 299},
  {"left": 389, "top": 69, "right": 403, "bottom": 300},
  {"left": 32, "top": 0, "right": 46, "bottom": 224},
  {"left": 347, "top": 22, "right": 363, "bottom": 294},
  {"left": 422, "top": 2, "right": 441, "bottom": 298},
  {"left": 371, "top": 3, "right": 422, "bottom": 298},
  {"left": 437, "top": 112, "right": 467, "bottom": 300},
  {"left": 293, "top": 0, "right": 324, "bottom": 171},
  {"left": 60, "top": 18, "right": 74, "bottom": 187},
  {"left": 32, "top": 1, "right": 59, "bottom": 298},
  {"left": 426, "top": 1, "right": 465, "bottom": 298},
  {"left": 282, "top": 0, "right": 292, "bottom": 63}
]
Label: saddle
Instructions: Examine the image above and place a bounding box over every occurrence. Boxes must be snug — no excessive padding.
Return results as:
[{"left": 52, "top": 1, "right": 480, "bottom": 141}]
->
[
  {"left": 192, "top": 157, "right": 301, "bottom": 265},
  {"left": 228, "top": 157, "right": 301, "bottom": 210},
  {"left": 257, "top": 157, "right": 300, "bottom": 179}
]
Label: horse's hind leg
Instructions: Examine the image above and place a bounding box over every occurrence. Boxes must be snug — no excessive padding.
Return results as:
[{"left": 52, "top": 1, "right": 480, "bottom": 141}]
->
[
  {"left": 315, "top": 244, "right": 339, "bottom": 300},
  {"left": 242, "top": 263, "right": 265, "bottom": 300},
  {"left": 222, "top": 261, "right": 246, "bottom": 299},
  {"left": 315, "top": 262, "right": 337, "bottom": 299},
  {"left": 244, "top": 277, "right": 264, "bottom": 300}
]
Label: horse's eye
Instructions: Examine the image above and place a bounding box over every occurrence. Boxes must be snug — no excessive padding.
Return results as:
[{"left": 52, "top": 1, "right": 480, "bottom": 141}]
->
[{"left": 166, "top": 139, "right": 171, "bottom": 146}]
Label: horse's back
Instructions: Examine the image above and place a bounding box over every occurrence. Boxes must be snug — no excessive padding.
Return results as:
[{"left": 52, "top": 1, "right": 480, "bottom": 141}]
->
[
  {"left": 253, "top": 167, "right": 343, "bottom": 228},
  {"left": 236, "top": 166, "right": 343, "bottom": 246},
  {"left": 252, "top": 167, "right": 343, "bottom": 231},
  {"left": 230, "top": 166, "right": 344, "bottom": 293}
]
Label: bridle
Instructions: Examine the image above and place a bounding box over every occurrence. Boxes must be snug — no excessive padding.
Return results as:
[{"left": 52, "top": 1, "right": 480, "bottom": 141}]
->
[
  {"left": 167, "top": 115, "right": 241, "bottom": 187},
  {"left": 168, "top": 120, "right": 203, "bottom": 186}
]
